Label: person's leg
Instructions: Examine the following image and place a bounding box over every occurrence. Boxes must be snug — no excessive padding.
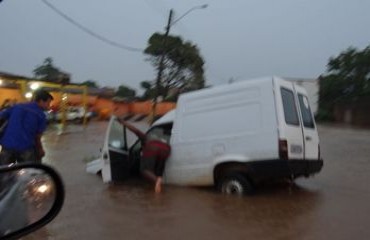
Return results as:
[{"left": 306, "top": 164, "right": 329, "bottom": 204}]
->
[{"left": 140, "top": 156, "right": 157, "bottom": 183}]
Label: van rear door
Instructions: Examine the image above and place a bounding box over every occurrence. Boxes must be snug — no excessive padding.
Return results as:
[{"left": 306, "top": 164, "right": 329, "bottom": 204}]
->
[
  {"left": 294, "top": 85, "right": 320, "bottom": 160},
  {"left": 275, "top": 79, "right": 304, "bottom": 160}
]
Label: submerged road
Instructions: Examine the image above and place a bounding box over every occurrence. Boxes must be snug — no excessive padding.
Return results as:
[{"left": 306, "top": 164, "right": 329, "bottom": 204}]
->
[{"left": 24, "top": 121, "right": 370, "bottom": 240}]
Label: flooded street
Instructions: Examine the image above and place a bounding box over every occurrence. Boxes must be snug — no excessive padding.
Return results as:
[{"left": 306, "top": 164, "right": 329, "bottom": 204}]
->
[{"left": 24, "top": 122, "right": 370, "bottom": 240}]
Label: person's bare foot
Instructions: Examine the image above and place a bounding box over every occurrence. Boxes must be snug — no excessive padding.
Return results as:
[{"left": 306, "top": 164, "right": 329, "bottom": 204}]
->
[{"left": 154, "top": 177, "right": 162, "bottom": 193}]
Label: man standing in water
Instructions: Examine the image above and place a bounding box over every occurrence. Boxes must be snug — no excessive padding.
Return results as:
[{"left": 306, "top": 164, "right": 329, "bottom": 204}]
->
[{"left": 0, "top": 89, "right": 53, "bottom": 165}]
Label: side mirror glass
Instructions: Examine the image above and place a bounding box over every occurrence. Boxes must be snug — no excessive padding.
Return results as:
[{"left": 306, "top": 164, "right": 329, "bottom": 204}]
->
[{"left": 0, "top": 163, "right": 64, "bottom": 239}]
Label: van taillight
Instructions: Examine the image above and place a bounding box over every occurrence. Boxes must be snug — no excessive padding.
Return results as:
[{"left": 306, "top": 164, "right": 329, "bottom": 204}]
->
[{"left": 279, "top": 139, "right": 288, "bottom": 160}]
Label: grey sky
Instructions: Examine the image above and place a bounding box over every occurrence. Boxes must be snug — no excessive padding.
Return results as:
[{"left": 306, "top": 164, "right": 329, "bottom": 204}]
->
[{"left": 1, "top": 0, "right": 369, "bottom": 92}]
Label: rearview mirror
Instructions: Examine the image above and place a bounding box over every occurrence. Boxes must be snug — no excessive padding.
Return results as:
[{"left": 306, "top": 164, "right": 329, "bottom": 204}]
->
[{"left": 0, "top": 163, "right": 64, "bottom": 240}]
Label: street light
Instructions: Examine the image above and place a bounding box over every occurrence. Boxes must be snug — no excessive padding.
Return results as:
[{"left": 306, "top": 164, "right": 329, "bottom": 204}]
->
[
  {"left": 171, "top": 4, "right": 208, "bottom": 26},
  {"left": 150, "top": 4, "right": 208, "bottom": 123}
]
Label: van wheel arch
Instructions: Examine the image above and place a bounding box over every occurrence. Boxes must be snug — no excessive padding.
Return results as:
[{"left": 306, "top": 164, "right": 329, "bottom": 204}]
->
[
  {"left": 218, "top": 173, "right": 254, "bottom": 195},
  {"left": 214, "top": 162, "right": 255, "bottom": 195}
]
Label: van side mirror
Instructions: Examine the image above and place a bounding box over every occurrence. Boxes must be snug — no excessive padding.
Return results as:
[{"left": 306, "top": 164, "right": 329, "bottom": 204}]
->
[{"left": 0, "top": 163, "right": 65, "bottom": 239}]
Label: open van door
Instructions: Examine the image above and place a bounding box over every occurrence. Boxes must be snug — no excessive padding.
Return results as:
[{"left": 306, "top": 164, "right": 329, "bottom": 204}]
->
[
  {"left": 294, "top": 85, "right": 320, "bottom": 160},
  {"left": 101, "top": 116, "right": 131, "bottom": 182}
]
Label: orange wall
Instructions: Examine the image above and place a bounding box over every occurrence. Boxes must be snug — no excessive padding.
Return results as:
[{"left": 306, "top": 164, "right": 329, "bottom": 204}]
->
[
  {"left": 49, "top": 92, "right": 97, "bottom": 106},
  {"left": 94, "top": 100, "right": 176, "bottom": 118},
  {"left": 156, "top": 102, "right": 176, "bottom": 115},
  {"left": 0, "top": 89, "right": 95, "bottom": 108},
  {"left": 130, "top": 101, "right": 152, "bottom": 114},
  {"left": 0, "top": 88, "right": 24, "bottom": 105},
  {"left": 1, "top": 88, "right": 176, "bottom": 117},
  {"left": 112, "top": 102, "right": 130, "bottom": 116},
  {"left": 128, "top": 101, "right": 176, "bottom": 116}
]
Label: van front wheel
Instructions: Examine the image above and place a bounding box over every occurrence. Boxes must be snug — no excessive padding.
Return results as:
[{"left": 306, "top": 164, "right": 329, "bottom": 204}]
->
[{"left": 218, "top": 173, "right": 254, "bottom": 196}]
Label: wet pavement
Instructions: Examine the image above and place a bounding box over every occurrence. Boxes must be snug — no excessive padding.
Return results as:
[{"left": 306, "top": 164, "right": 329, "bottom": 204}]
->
[{"left": 24, "top": 122, "right": 370, "bottom": 240}]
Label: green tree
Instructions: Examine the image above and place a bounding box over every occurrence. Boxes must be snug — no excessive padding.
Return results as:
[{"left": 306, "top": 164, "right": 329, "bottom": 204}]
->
[
  {"left": 318, "top": 45, "right": 370, "bottom": 120},
  {"left": 115, "top": 85, "right": 136, "bottom": 98},
  {"left": 81, "top": 80, "right": 99, "bottom": 88},
  {"left": 144, "top": 33, "right": 206, "bottom": 100},
  {"left": 140, "top": 81, "right": 156, "bottom": 100},
  {"left": 33, "top": 57, "right": 69, "bottom": 84}
]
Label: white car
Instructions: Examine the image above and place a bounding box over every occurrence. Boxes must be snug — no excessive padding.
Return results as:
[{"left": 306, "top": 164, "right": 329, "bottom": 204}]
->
[{"left": 55, "top": 107, "right": 92, "bottom": 123}]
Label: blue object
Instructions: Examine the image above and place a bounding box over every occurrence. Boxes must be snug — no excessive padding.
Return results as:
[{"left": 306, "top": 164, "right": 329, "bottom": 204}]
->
[{"left": 0, "top": 103, "right": 46, "bottom": 151}]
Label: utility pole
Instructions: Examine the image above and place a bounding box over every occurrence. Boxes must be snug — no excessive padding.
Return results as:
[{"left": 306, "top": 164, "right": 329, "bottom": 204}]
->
[
  {"left": 149, "top": 5, "right": 207, "bottom": 124},
  {"left": 150, "top": 9, "right": 173, "bottom": 124}
]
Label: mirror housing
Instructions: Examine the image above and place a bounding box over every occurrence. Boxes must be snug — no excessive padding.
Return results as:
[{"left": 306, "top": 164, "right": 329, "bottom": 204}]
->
[{"left": 0, "top": 163, "right": 65, "bottom": 240}]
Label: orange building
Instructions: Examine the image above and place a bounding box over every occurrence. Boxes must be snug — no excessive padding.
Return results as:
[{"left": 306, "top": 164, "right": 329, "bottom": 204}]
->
[{"left": 0, "top": 72, "right": 176, "bottom": 118}]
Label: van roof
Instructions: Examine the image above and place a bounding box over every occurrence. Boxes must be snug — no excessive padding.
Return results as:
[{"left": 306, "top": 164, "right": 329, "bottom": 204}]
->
[
  {"left": 180, "top": 76, "right": 285, "bottom": 99},
  {"left": 152, "top": 76, "right": 290, "bottom": 127}
]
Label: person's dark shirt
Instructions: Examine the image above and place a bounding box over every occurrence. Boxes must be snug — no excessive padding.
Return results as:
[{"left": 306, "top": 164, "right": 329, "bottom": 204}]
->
[{"left": 0, "top": 102, "right": 46, "bottom": 151}]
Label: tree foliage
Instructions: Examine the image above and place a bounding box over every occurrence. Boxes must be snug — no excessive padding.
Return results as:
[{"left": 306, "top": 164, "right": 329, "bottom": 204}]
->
[
  {"left": 81, "top": 80, "right": 99, "bottom": 88},
  {"left": 318, "top": 45, "right": 370, "bottom": 119},
  {"left": 139, "top": 81, "right": 156, "bottom": 100},
  {"left": 115, "top": 85, "right": 136, "bottom": 99},
  {"left": 143, "top": 33, "right": 206, "bottom": 100},
  {"left": 33, "top": 57, "right": 70, "bottom": 84}
]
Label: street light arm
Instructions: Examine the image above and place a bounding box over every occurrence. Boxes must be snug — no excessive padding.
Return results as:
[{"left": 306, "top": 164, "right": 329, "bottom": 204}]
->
[{"left": 171, "top": 4, "right": 208, "bottom": 26}]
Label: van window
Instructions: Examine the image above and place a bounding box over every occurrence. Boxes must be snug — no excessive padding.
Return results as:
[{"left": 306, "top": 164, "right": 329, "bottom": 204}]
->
[
  {"left": 108, "top": 119, "right": 125, "bottom": 149},
  {"left": 298, "top": 94, "right": 315, "bottom": 128},
  {"left": 146, "top": 123, "right": 173, "bottom": 143},
  {"left": 281, "top": 88, "right": 299, "bottom": 126}
]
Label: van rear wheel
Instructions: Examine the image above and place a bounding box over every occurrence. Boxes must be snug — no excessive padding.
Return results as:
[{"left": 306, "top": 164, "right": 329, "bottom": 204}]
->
[{"left": 218, "top": 173, "right": 254, "bottom": 195}]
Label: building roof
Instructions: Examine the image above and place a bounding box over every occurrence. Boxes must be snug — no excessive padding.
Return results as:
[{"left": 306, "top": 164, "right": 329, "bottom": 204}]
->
[{"left": 0, "top": 71, "right": 34, "bottom": 81}]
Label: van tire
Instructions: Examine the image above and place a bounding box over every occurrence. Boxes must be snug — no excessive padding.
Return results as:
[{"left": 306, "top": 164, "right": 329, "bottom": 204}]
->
[{"left": 218, "top": 173, "right": 254, "bottom": 196}]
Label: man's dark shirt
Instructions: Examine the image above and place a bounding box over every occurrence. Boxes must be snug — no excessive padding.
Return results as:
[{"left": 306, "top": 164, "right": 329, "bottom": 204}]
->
[{"left": 0, "top": 102, "right": 46, "bottom": 151}]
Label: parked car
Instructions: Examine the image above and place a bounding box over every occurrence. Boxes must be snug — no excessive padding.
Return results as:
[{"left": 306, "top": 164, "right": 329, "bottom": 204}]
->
[
  {"left": 87, "top": 76, "right": 323, "bottom": 195},
  {"left": 54, "top": 106, "right": 93, "bottom": 123}
]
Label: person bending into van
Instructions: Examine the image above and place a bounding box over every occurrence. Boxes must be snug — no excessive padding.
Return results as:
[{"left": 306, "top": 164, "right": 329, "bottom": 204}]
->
[
  {"left": 141, "top": 134, "right": 171, "bottom": 193},
  {"left": 0, "top": 89, "right": 53, "bottom": 165},
  {"left": 119, "top": 119, "right": 171, "bottom": 193}
]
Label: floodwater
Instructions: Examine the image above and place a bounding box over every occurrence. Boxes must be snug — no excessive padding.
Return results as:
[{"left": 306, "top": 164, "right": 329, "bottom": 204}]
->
[{"left": 24, "top": 121, "right": 370, "bottom": 240}]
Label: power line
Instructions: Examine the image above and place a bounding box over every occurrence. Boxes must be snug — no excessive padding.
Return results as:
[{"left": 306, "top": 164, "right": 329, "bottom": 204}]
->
[{"left": 41, "top": 0, "right": 143, "bottom": 52}]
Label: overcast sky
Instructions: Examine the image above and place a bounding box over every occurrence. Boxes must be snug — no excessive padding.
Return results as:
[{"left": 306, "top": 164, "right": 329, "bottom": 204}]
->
[{"left": 1, "top": 0, "right": 369, "bottom": 92}]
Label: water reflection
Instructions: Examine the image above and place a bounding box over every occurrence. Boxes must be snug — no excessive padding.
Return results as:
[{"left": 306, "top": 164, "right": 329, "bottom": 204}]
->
[{"left": 103, "top": 180, "right": 322, "bottom": 240}]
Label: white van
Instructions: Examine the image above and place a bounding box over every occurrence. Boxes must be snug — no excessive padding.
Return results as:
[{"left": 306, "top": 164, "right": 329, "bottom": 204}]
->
[{"left": 87, "top": 76, "right": 323, "bottom": 194}]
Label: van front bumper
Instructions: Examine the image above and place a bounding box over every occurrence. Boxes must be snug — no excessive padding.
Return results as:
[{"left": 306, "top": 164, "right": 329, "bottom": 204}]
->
[{"left": 246, "top": 159, "right": 324, "bottom": 182}]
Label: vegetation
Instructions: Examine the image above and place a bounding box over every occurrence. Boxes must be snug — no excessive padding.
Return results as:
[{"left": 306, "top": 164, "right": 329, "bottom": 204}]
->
[
  {"left": 317, "top": 45, "right": 370, "bottom": 120},
  {"left": 115, "top": 85, "right": 136, "bottom": 99},
  {"left": 81, "top": 80, "right": 99, "bottom": 88},
  {"left": 33, "top": 57, "right": 70, "bottom": 84},
  {"left": 139, "top": 81, "right": 156, "bottom": 100},
  {"left": 143, "top": 33, "right": 206, "bottom": 101}
]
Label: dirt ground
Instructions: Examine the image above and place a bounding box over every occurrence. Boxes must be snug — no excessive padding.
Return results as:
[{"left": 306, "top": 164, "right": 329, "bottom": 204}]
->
[{"left": 23, "top": 121, "right": 370, "bottom": 240}]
